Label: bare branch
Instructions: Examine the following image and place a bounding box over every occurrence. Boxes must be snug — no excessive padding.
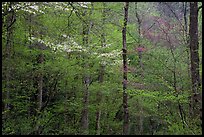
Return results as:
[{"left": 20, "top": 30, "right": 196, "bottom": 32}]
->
[{"left": 164, "top": 3, "right": 184, "bottom": 29}]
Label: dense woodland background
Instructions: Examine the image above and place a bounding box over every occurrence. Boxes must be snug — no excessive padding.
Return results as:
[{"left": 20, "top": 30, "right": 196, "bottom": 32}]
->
[{"left": 2, "top": 2, "right": 202, "bottom": 135}]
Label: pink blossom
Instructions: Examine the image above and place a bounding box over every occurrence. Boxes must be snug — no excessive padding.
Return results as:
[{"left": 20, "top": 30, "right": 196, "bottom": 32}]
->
[{"left": 136, "top": 47, "right": 145, "bottom": 52}]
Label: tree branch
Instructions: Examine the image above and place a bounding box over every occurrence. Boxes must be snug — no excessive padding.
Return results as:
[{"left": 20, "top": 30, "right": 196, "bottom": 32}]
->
[{"left": 164, "top": 2, "right": 184, "bottom": 29}]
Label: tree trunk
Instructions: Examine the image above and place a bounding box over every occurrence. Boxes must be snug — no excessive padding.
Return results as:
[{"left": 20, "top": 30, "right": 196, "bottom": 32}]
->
[
  {"left": 135, "top": 3, "right": 144, "bottom": 134},
  {"left": 95, "top": 109, "right": 101, "bottom": 135},
  {"left": 135, "top": 2, "right": 141, "bottom": 45},
  {"left": 35, "top": 53, "right": 44, "bottom": 134},
  {"left": 5, "top": 2, "right": 15, "bottom": 114},
  {"left": 81, "top": 18, "right": 89, "bottom": 135},
  {"left": 183, "top": 2, "right": 191, "bottom": 84},
  {"left": 189, "top": 2, "right": 201, "bottom": 120},
  {"left": 95, "top": 65, "right": 104, "bottom": 135},
  {"left": 95, "top": 2, "right": 106, "bottom": 135},
  {"left": 37, "top": 54, "right": 44, "bottom": 111},
  {"left": 81, "top": 4, "right": 94, "bottom": 134},
  {"left": 122, "top": 2, "right": 129, "bottom": 135}
]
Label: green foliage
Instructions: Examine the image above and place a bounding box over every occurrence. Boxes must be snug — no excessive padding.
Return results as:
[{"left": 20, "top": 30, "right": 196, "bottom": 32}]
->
[{"left": 2, "top": 2, "right": 202, "bottom": 135}]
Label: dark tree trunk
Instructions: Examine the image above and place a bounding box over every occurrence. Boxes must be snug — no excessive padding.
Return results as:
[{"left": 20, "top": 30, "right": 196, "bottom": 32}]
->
[
  {"left": 35, "top": 53, "right": 44, "bottom": 134},
  {"left": 5, "top": 2, "right": 15, "bottom": 114},
  {"left": 122, "top": 2, "right": 129, "bottom": 135},
  {"left": 189, "top": 2, "right": 201, "bottom": 120}
]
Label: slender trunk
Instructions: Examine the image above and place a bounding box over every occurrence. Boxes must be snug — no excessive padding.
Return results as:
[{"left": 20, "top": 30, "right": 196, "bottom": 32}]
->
[
  {"left": 183, "top": 2, "right": 188, "bottom": 43},
  {"left": 64, "top": 93, "right": 68, "bottom": 134},
  {"left": 37, "top": 53, "right": 44, "bottom": 111},
  {"left": 135, "top": 3, "right": 144, "bottom": 134},
  {"left": 95, "top": 65, "right": 104, "bottom": 135},
  {"left": 171, "top": 48, "right": 187, "bottom": 128},
  {"left": 95, "top": 3, "right": 106, "bottom": 135},
  {"left": 189, "top": 2, "right": 201, "bottom": 119},
  {"left": 169, "top": 48, "right": 177, "bottom": 92},
  {"left": 135, "top": 2, "right": 141, "bottom": 45},
  {"left": 64, "top": 5, "right": 72, "bottom": 134},
  {"left": 95, "top": 64, "right": 105, "bottom": 134},
  {"left": 122, "top": 2, "right": 129, "bottom": 135},
  {"left": 5, "top": 2, "right": 15, "bottom": 114},
  {"left": 95, "top": 109, "right": 101, "bottom": 135},
  {"left": 139, "top": 102, "right": 143, "bottom": 135},
  {"left": 29, "top": 14, "right": 32, "bottom": 46},
  {"left": 81, "top": 78, "right": 89, "bottom": 135},
  {"left": 35, "top": 53, "right": 44, "bottom": 134},
  {"left": 22, "top": 14, "right": 30, "bottom": 117},
  {"left": 135, "top": 2, "right": 144, "bottom": 76},
  {"left": 81, "top": 21, "right": 89, "bottom": 134},
  {"left": 183, "top": 2, "right": 191, "bottom": 82},
  {"left": 81, "top": 4, "right": 94, "bottom": 134}
]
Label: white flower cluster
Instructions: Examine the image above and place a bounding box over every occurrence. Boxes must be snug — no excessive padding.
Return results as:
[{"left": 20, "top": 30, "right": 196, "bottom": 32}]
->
[
  {"left": 77, "top": 2, "right": 91, "bottom": 8},
  {"left": 28, "top": 36, "right": 87, "bottom": 53},
  {"left": 28, "top": 36, "right": 54, "bottom": 49},
  {"left": 2, "top": 2, "right": 90, "bottom": 15},
  {"left": 11, "top": 3, "right": 45, "bottom": 14},
  {"left": 112, "top": 59, "right": 123, "bottom": 65},
  {"left": 59, "top": 34, "right": 87, "bottom": 53},
  {"left": 62, "top": 43, "right": 87, "bottom": 53},
  {"left": 25, "top": 4, "right": 45, "bottom": 14},
  {"left": 28, "top": 36, "right": 122, "bottom": 66},
  {"left": 97, "top": 50, "right": 121, "bottom": 58},
  {"left": 50, "top": 2, "right": 70, "bottom": 11},
  {"left": 97, "top": 49, "right": 122, "bottom": 66}
]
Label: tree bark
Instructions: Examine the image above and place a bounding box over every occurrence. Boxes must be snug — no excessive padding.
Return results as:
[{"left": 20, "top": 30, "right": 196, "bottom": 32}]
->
[
  {"left": 95, "top": 64, "right": 105, "bottom": 135},
  {"left": 135, "top": 2, "right": 141, "bottom": 44},
  {"left": 5, "top": 2, "right": 15, "bottom": 114},
  {"left": 95, "top": 2, "right": 106, "bottom": 135},
  {"left": 95, "top": 108, "right": 101, "bottom": 135},
  {"left": 122, "top": 2, "right": 129, "bottom": 135},
  {"left": 95, "top": 68, "right": 104, "bottom": 135},
  {"left": 189, "top": 2, "right": 201, "bottom": 120},
  {"left": 81, "top": 16, "right": 89, "bottom": 135},
  {"left": 80, "top": 4, "right": 94, "bottom": 134},
  {"left": 135, "top": 3, "right": 144, "bottom": 134},
  {"left": 37, "top": 53, "right": 44, "bottom": 111},
  {"left": 183, "top": 2, "right": 191, "bottom": 82},
  {"left": 35, "top": 53, "right": 44, "bottom": 134}
]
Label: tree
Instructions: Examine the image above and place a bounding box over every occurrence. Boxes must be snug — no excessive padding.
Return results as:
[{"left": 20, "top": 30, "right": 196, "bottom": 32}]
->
[
  {"left": 122, "top": 2, "right": 129, "bottom": 135},
  {"left": 80, "top": 3, "right": 93, "bottom": 134},
  {"left": 3, "top": 2, "right": 16, "bottom": 118},
  {"left": 135, "top": 2, "right": 144, "bottom": 134},
  {"left": 189, "top": 2, "right": 202, "bottom": 121},
  {"left": 95, "top": 2, "right": 107, "bottom": 135},
  {"left": 182, "top": 2, "right": 191, "bottom": 80},
  {"left": 2, "top": 2, "right": 202, "bottom": 135}
]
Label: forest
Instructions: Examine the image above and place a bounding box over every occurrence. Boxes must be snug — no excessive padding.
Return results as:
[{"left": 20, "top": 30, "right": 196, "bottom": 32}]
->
[{"left": 2, "top": 2, "right": 202, "bottom": 135}]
